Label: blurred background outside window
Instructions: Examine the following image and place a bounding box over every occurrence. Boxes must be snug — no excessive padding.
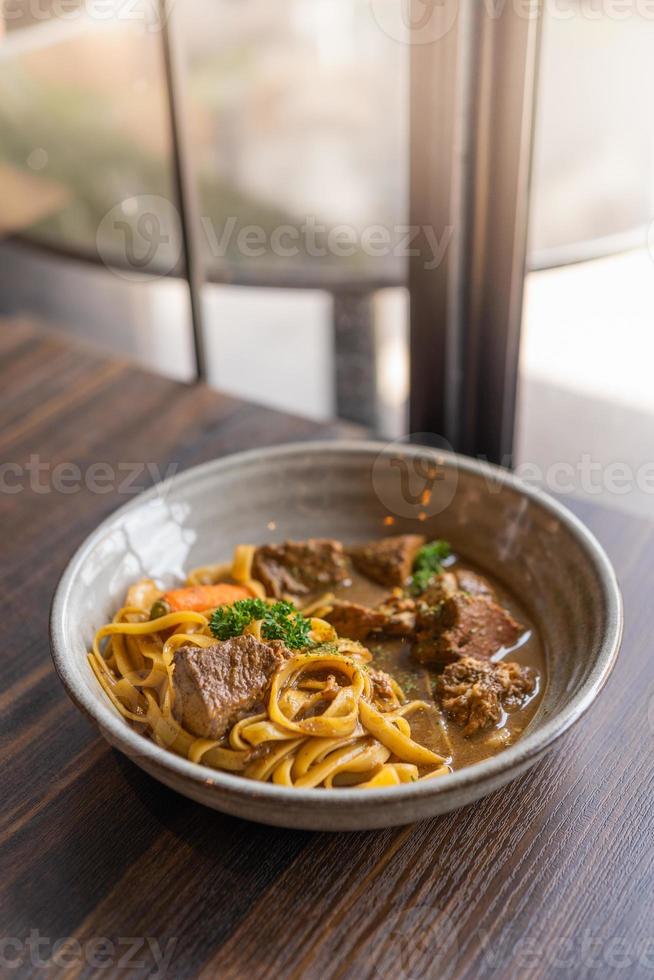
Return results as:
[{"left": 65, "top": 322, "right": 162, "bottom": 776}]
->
[
  {"left": 1, "top": 0, "right": 653, "bottom": 516},
  {"left": 518, "top": 5, "right": 654, "bottom": 519},
  {"left": 0, "top": 0, "right": 410, "bottom": 433}
]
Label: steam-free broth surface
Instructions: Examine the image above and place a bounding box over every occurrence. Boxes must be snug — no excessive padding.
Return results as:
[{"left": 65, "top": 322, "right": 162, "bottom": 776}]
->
[
  {"left": 333, "top": 561, "right": 545, "bottom": 770},
  {"left": 90, "top": 535, "right": 545, "bottom": 788}
]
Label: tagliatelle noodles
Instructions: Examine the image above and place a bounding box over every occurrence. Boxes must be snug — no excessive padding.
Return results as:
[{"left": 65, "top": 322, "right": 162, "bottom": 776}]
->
[{"left": 88, "top": 547, "right": 451, "bottom": 788}]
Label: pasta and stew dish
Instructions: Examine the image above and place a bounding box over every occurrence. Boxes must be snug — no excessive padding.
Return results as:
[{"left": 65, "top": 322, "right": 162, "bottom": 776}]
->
[{"left": 89, "top": 535, "right": 543, "bottom": 789}]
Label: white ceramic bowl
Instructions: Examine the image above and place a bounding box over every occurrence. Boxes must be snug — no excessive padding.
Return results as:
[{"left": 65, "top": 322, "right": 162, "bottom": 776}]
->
[{"left": 50, "top": 441, "right": 623, "bottom": 830}]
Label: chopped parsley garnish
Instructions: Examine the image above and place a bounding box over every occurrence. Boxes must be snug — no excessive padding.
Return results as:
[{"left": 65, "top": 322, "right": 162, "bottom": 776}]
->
[
  {"left": 410, "top": 540, "right": 451, "bottom": 595},
  {"left": 260, "top": 600, "right": 313, "bottom": 649},
  {"left": 209, "top": 598, "right": 267, "bottom": 639},
  {"left": 209, "top": 598, "right": 313, "bottom": 649}
]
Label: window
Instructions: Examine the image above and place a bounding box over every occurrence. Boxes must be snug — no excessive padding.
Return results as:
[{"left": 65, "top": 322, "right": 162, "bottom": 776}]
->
[{"left": 517, "top": 1, "right": 654, "bottom": 519}]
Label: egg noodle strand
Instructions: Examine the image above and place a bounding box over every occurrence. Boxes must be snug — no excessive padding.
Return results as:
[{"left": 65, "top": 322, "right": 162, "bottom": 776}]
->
[{"left": 88, "top": 547, "right": 451, "bottom": 788}]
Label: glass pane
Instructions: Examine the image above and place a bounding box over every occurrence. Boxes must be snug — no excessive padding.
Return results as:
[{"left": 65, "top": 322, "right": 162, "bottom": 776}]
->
[
  {"left": 0, "top": 238, "right": 196, "bottom": 381},
  {"left": 518, "top": 3, "right": 654, "bottom": 519},
  {"left": 528, "top": 4, "right": 654, "bottom": 267},
  {"left": 180, "top": 0, "right": 409, "bottom": 433},
  {"left": 182, "top": 0, "right": 407, "bottom": 288},
  {"left": 0, "top": 8, "right": 182, "bottom": 273}
]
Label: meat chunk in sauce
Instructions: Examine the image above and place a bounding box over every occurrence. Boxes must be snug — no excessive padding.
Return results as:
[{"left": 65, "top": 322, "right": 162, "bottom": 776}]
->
[
  {"left": 455, "top": 568, "right": 495, "bottom": 599},
  {"left": 413, "top": 592, "right": 523, "bottom": 665},
  {"left": 375, "top": 592, "right": 417, "bottom": 636},
  {"left": 325, "top": 593, "right": 417, "bottom": 640},
  {"left": 349, "top": 534, "right": 425, "bottom": 588},
  {"left": 438, "top": 655, "right": 536, "bottom": 736},
  {"left": 252, "top": 539, "right": 349, "bottom": 598},
  {"left": 418, "top": 570, "right": 458, "bottom": 607},
  {"left": 368, "top": 667, "right": 400, "bottom": 708},
  {"left": 324, "top": 600, "right": 387, "bottom": 641},
  {"left": 173, "top": 635, "right": 287, "bottom": 739},
  {"left": 413, "top": 568, "right": 494, "bottom": 606}
]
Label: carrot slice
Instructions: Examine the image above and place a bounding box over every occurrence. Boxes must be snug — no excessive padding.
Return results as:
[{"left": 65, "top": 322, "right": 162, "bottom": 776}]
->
[{"left": 164, "top": 583, "right": 251, "bottom": 612}]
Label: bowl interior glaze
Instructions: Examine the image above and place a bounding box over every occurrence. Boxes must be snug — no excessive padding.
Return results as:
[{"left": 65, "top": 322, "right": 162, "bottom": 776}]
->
[{"left": 50, "top": 442, "right": 622, "bottom": 830}]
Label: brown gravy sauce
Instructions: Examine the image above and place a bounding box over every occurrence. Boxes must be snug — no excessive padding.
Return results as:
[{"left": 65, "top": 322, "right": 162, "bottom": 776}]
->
[{"left": 332, "top": 560, "right": 546, "bottom": 770}]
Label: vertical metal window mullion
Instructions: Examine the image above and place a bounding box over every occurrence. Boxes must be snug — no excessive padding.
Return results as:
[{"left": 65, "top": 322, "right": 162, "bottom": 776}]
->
[
  {"left": 409, "top": 0, "right": 542, "bottom": 465},
  {"left": 408, "top": 1, "right": 467, "bottom": 446},
  {"left": 160, "top": 0, "right": 208, "bottom": 381}
]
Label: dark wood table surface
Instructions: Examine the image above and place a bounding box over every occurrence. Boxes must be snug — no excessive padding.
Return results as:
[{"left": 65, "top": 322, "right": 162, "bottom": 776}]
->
[{"left": 1, "top": 320, "right": 652, "bottom": 980}]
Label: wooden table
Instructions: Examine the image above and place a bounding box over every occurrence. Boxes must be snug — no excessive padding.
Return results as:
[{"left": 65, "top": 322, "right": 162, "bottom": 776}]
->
[{"left": 1, "top": 320, "right": 651, "bottom": 979}]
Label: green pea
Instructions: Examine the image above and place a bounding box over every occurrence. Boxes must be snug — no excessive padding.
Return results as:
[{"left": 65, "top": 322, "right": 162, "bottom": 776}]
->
[{"left": 150, "top": 599, "right": 171, "bottom": 620}]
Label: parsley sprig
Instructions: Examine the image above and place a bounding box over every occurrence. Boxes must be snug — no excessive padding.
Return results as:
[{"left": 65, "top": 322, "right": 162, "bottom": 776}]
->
[
  {"left": 410, "top": 540, "right": 451, "bottom": 595},
  {"left": 209, "top": 598, "right": 313, "bottom": 649}
]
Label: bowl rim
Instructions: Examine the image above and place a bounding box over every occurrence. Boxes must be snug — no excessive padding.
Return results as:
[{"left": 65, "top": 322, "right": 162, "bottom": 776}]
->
[{"left": 50, "top": 439, "right": 624, "bottom": 811}]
